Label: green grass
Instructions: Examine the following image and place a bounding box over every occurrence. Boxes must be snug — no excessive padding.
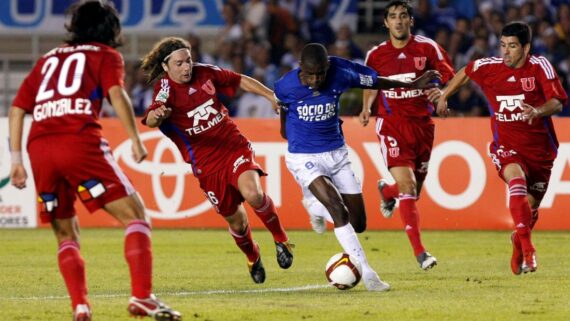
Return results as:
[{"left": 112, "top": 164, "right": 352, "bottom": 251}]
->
[{"left": 1, "top": 229, "right": 569, "bottom": 321}]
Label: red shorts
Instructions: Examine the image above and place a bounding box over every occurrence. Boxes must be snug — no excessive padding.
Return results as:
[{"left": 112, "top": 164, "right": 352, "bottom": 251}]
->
[
  {"left": 375, "top": 116, "right": 435, "bottom": 183},
  {"left": 489, "top": 143, "right": 554, "bottom": 202},
  {"left": 28, "top": 134, "right": 135, "bottom": 223},
  {"left": 198, "top": 144, "right": 265, "bottom": 217}
]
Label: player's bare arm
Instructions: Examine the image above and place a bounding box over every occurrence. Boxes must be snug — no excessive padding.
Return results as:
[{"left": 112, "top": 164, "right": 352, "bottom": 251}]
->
[
  {"left": 108, "top": 86, "right": 148, "bottom": 163},
  {"left": 522, "top": 98, "right": 564, "bottom": 125},
  {"left": 437, "top": 67, "right": 470, "bottom": 118},
  {"left": 145, "top": 105, "right": 172, "bottom": 128},
  {"left": 376, "top": 70, "right": 441, "bottom": 90},
  {"left": 359, "top": 89, "right": 378, "bottom": 127},
  {"left": 240, "top": 74, "right": 280, "bottom": 114},
  {"left": 8, "top": 106, "right": 28, "bottom": 189}
]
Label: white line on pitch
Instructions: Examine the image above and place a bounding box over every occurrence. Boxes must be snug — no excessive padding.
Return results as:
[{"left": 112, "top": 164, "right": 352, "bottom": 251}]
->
[{"left": 1, "top": 284, "right": 330, "bottom": 301}]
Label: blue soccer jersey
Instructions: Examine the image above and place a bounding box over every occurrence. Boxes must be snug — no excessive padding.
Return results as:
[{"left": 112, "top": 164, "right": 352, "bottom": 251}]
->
[{"left": 275, "top": 56, "right": 379, "bottom": 153}]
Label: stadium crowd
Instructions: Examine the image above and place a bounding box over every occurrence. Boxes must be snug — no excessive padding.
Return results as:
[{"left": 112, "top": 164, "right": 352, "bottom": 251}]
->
[{"left": 121, "top": 0, "right": 570, "bottom": 118}]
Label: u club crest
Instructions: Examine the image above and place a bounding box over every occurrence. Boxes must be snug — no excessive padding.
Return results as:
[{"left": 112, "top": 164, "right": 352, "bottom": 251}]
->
[
  {"left": 520, "top": 77, "right": 535, "bottom": 91},
  {"left": 414, "top": 57, "right": 427, "bottom": 70}
]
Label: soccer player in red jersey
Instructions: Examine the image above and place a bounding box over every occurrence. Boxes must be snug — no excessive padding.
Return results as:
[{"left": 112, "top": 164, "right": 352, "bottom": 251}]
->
[
  {"left": 8, "top": 2, "right": 180, "bottom": 321},
  {"left": 437, "top": 21, "right": 567, "bottom": 275},
  {"left": 359, "top": 0, "right": 455, "bottom": 270},
  {"left": 140, "top": 37, "right": 293, "bottom": 284}
]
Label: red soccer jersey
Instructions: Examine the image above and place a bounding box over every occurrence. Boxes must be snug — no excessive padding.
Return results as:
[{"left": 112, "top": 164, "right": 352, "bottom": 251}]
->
[
  {"left": 365, "top": 35, "right": 455, "bottom": 121},
  {"left": 12, "top": 42, "right": 124, "bottom": 144},
  {"left": 142, "top": 63, "right": 247, "bottom": 177},
  {"left": 465, "top": 55, "right": 568, "bottom": 157}
]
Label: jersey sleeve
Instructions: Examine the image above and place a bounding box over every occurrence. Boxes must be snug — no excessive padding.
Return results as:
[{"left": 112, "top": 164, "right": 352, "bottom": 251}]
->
[
  {"left": 141, "top": 78, "right": 170, "bottom": 125},
  {"left": 464, "top": 58, "right": 490, "bottom": 86},
  {"left": 209, "top": 65, "right": 242, "bottom": 97},
  {"left": 533, "top": 57, "right": 568, "bottom": 106},
  {"left": 341, "top": 58, "right": 379, "bottom": 89},
  {"left": 99, "top": 49, "right": 125, "bottom": 97},
  {"left": 12, "top": 72, "right": 37, "bottom": 112},
  {"left": 430, "top": 44, "right": 455, "bottom": 84}
]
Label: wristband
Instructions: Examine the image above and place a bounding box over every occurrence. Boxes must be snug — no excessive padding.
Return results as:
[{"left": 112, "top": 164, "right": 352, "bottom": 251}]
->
[{"left": 11, "top": 151, "right": 23, "bottom": 165}]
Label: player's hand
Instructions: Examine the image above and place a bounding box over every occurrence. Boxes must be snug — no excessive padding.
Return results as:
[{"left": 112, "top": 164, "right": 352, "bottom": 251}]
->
[
  {"left": 436, "top": 96, "right": 450, "bottom": 118},
  {"left": 131, "top": 140, "right": 148, "bottom": 163},
  {"left": 271, "top": 100, "right": 281, "bottom": 115},
  {"left": 153, "top": 105, "right": 172, "bottom": 120},
  {"left": 521, "top": 103, "right": 541, "bottom": 125},
  {"left": 10, "top": 164, "right": 28, "bottom": 189},
  {"left": 425, "top": 88, "right": 442, "bottom": 104},
  {"left": 359, "top": 109, "right": 371, "bottom": 127},
  {"left": 411, "top": 70, "right": 442, "bottom": 89}
]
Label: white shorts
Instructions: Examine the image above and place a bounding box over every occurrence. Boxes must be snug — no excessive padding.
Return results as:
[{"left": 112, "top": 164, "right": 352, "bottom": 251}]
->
[{"left": 285, "top": 145, "right": 362, "bottom": 199}]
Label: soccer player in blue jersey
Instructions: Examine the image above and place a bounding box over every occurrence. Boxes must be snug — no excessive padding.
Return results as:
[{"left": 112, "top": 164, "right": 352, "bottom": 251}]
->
[{"left": 275, "top": 43, "right": 439, "bottom": 291}]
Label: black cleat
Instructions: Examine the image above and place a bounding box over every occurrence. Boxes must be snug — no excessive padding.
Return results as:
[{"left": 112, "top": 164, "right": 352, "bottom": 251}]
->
[
  {"left": 248, "top": 257, "right": 266, "bottom": 284},
  {"left": 275, "top": 241, "right": 294, "bottom": 269}
]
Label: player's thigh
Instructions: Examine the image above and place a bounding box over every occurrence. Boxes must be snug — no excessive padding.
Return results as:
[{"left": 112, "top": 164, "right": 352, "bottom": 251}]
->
[
  {"left": 199, "top": 168, "right": 243, "bottom": 217},
  {"left": 28, "top": 138, "right": 77, "bottom": 224},
  {"left": 60, "top": 136, "right": 137, "bottom": 213},
  {"left": 376, "top": 117, "right": 416, "bottom": 169},
  {"left": 285, "top": 151, "right": 328, "bottom": 190},
  {"left": 308, "top": 176, "right": 345, "bottom": 209}
]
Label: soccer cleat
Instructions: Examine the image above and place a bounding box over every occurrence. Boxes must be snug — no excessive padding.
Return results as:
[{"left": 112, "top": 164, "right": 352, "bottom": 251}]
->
[
  {"left": 73, "top": 304, "right": 91, "bottom": 321},
  {"left": 521, "top": 251, "right": 537, "bottom": 274},
  {"left": 362, "top": 272, "right": 391, "bottom": 292},
  {"left": 310, "top": 215, "right": 327, "bottom": 234},
  {"left": 248, "top": 256, "right": 266, "bottom": 284},
  {"left": 510, "top": 231, "right": 523, "bottom": 275},
  {"left": 302, "top": 198, "right": 327, "bottom": 234},
  {"left": 128, "top": 294, "right": 182, "bottom": 321},
  {"left": 377, "top": 179, "right": 396, "bottom": 218},
  {"left": 416, "top": 252, "right": 437, "bottom": 270},
  {"left": 275, "top": 241, "right": 294, "bottom": 269}
]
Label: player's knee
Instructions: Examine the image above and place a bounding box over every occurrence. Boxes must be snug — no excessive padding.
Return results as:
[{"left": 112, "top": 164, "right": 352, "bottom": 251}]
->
[
  {"left": 53, "top": 226, "right": 79, "bottom": 243},
  {"left": 398, "top": 180, "right": 417, "bottom": 195},
  {"left": 229, "top": 220, "right": 249, "bottom": 234},
  {"left": 243, "top": 189, "right": 264, "bottom": 208}
]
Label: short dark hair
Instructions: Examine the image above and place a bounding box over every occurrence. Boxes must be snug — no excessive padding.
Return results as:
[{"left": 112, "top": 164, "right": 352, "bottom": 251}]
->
[
  {"left": 300, "top": 43, "right": 328, "bottom": 67},
  {"left": 384, "top": 0, "right": 413, "bottom": 20},
  {"left": 65, "top": 1, "right": 123, "bottom": 48},
  {"left": 501, "top": 21, "right": 532, "bottom": 47}
]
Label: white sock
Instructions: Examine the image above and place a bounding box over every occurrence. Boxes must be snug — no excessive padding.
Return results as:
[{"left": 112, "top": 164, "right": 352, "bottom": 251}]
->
[{"left": 334, "top": 223, "right": 375, "bottom": 276}]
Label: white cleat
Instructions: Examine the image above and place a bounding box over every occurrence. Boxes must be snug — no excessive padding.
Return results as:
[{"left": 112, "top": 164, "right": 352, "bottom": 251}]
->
[
  {"left": 378, "top": 179, "right": 396, "bottom": 218},
  {"left": 417, "top": 252, "right": 437, "bottom": 270},
  {"left": 302, "top": 198, "right": 327, "bottom": 234},
  {"left": 362, "top": 272, "right": 391, "bottom": 292},
  {"left": 73, "top": 304, "right": 92, "bottom": 321}
]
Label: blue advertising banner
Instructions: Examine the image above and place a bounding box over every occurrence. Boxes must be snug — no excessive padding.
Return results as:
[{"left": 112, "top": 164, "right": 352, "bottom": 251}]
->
[{"left": 0, "top": 0, "right": 225, "bottom": 34}]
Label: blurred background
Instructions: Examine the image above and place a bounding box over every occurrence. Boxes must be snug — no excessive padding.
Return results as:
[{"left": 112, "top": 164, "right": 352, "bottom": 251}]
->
[{"left": 0, "top": 0, "right": 569, "bottom": 118}]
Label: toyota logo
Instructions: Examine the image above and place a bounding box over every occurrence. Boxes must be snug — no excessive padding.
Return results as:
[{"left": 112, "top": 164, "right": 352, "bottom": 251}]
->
[{"left": 113, "top": 130, "right": 212, "bottom": 220}]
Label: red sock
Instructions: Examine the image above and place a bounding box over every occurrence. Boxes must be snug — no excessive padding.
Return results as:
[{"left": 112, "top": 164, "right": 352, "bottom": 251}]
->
[
  {"left": 229, "top": 225, "right": 260, "bottom": 263},
  {"left": 383, "top": 182, "right": 399, "bottom": 200},
  {"left": 57, "top": 240, "right": 88, "bottom": 309},
  {"left": 399, "top": 194, "right": 426, "bottom": 256},
  {"left": 530, "top": 209, "right": 539, "bottom": 230},
  {"left": 253, "top": 194, "right": 288, "bottom": 243},
  {"left": 124, "top": 220, "right": 152, "bottom": 299},
  {"left": 508, "top": 177, "right": 534, "bottom": 253}
]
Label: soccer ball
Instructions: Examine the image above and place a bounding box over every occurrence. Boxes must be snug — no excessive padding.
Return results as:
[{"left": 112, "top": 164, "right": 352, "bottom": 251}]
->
[{"left": 325, "top": 253, "right": 362, "bottom": 290}]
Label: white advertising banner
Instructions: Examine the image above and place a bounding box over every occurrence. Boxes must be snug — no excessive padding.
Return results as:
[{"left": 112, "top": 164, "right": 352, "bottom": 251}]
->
[{"left": 0, "top": 117, "right": 37, "bottom": 228}]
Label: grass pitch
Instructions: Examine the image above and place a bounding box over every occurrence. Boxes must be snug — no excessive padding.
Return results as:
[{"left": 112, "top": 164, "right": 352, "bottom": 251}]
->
[{"left": 0, "top": 229, "right": 569, "bottom": 321}]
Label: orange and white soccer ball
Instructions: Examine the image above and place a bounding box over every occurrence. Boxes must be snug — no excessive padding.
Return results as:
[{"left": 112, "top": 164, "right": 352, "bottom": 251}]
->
[{"left": 325, "top": 253, "right": 362, "bottom": 290}]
